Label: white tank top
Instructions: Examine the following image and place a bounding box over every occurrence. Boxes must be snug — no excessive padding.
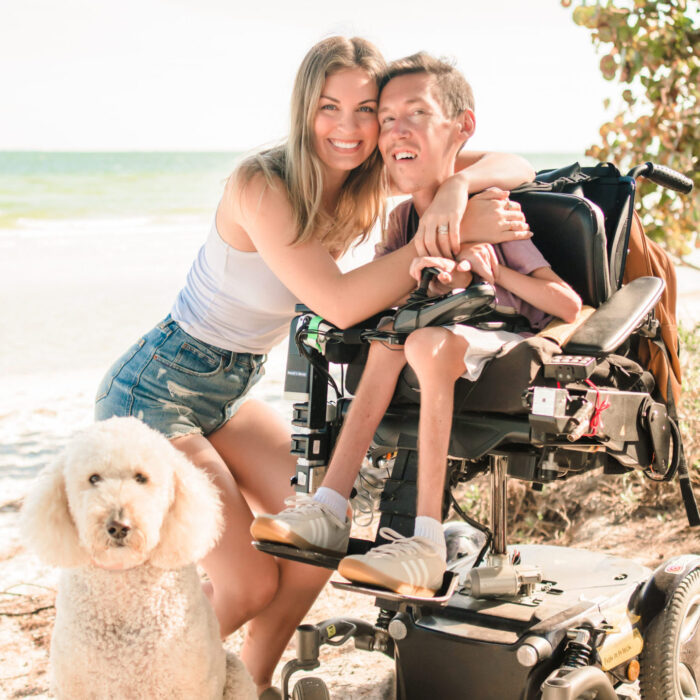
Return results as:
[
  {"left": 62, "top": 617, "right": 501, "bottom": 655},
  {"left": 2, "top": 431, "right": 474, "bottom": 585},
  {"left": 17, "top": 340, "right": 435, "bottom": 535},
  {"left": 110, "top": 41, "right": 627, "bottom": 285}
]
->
[{"left": 171, "top": 217, "right": 298, "bottom": 354}]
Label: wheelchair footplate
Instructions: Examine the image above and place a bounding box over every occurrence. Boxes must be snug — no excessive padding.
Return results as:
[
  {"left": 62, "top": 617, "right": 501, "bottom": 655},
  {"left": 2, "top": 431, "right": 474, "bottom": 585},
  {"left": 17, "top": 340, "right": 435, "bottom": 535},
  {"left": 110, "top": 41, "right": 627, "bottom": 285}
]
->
[
  {"left": 252, "top": 537, "right": 374, "bottom": 570},
  {"left": 330, "top": 570, "right": 460, "bottom": 607}
]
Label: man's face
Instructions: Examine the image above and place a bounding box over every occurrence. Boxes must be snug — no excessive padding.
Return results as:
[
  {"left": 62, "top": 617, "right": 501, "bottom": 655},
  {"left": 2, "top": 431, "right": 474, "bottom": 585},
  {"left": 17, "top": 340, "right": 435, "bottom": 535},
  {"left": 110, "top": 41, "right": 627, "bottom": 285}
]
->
[{"left": 378, "top": 72, "right": 466, "bottom": 197}]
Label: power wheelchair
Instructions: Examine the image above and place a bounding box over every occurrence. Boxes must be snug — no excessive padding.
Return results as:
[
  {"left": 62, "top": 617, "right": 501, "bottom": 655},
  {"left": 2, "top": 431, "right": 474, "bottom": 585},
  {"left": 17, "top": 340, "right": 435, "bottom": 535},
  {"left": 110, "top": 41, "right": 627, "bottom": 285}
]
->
[{"left": 254, "top": 162, "right": 698, "bottom": 700}]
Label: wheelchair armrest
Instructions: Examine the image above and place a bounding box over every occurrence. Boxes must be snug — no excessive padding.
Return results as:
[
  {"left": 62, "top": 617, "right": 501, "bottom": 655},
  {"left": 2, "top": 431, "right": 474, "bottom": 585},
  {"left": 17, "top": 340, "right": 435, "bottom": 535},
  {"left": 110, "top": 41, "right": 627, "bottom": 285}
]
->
[{"left": 563, "top": 276, "right": 664, "bottom": 356}]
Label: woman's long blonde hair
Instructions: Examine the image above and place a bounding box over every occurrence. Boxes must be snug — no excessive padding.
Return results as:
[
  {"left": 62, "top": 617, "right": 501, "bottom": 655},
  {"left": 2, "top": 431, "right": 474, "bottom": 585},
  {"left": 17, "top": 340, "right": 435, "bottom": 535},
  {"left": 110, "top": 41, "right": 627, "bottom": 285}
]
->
[{"left": 237, "top": 36, "right": 387, "bottom": 255}]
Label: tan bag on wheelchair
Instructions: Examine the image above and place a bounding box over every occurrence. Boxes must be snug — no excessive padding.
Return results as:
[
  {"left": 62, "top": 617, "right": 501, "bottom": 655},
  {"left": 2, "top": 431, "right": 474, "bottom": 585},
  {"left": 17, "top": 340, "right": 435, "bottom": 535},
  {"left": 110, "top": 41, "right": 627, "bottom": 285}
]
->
[{"left": 623, "top": 210, "right": 682, "bottom": 409}]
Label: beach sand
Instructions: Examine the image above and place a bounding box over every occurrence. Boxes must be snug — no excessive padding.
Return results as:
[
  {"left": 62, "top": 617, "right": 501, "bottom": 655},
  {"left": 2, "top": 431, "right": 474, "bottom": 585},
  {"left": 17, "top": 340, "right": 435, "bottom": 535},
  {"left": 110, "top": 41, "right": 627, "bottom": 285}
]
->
[
  {"left": 0, "top": 219, "right": 398, "bottom": 697},
  {"left": 1, "top": 217, "right": 699, "bottom": 697}
]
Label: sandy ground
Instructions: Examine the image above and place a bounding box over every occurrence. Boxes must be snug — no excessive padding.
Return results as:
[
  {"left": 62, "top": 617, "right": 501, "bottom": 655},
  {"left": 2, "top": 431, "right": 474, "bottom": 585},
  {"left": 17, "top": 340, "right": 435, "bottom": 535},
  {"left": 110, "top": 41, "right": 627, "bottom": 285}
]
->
[{"left": 1, "top": 224, "right": 699, "bottom": 698}]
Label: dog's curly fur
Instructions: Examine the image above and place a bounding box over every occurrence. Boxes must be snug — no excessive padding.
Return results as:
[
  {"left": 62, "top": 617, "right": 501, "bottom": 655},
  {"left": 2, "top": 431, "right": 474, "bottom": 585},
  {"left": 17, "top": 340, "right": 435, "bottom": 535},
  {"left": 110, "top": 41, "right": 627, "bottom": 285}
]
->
[{"left": 21, "top": 417, "right": 256, "bottom": 699}]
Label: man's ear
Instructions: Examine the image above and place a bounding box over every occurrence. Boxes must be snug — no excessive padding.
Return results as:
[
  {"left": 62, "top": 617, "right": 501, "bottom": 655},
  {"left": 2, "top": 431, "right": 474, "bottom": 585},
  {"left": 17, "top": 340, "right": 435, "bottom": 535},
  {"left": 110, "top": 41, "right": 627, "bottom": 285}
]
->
[{"left": 457, "top": 109, "right": 476, "bottom": 141}]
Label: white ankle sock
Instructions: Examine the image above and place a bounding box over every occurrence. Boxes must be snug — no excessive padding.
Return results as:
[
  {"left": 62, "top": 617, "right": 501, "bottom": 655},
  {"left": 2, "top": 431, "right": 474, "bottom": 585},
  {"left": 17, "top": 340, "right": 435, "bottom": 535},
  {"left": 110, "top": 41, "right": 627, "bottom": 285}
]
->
[
  {"left": 414, "top": 516, "right": 447, "bottom": 558},
  {"left": 313, "top": 487, "right": 348, "bottom": 522}
]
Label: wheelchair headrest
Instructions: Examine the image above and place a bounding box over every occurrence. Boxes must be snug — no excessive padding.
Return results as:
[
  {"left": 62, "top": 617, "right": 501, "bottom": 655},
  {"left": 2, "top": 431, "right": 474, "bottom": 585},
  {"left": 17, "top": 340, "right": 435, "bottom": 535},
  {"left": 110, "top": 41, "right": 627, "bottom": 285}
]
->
[{"left": 510, "top": 191, "right": 611, "bottom": 307}]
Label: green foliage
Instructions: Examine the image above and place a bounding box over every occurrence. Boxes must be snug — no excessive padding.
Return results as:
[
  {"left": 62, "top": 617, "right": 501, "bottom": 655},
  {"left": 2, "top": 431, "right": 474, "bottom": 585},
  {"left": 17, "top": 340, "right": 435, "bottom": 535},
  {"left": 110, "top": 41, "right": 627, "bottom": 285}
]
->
[{"left": 562, "top": 0, "right": 700, "bottom": 255}]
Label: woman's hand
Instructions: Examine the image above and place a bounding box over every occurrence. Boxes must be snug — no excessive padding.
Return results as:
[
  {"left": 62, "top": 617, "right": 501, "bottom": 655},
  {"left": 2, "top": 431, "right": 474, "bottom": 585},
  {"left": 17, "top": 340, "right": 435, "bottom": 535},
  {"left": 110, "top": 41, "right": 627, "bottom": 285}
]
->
[
  {"left": 460, "top": 188, "right": 531, "bottom": 244},
  {"left": 413, "top": 176, "right": 469, "bottom": 259}
]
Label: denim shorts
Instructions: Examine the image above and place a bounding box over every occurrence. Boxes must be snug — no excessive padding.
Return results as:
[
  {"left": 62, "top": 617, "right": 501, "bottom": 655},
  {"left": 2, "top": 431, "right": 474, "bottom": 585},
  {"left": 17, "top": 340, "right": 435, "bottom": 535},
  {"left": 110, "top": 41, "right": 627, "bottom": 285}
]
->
[{"left": 95, "top": 316, "right": 266, "bottom": 439}]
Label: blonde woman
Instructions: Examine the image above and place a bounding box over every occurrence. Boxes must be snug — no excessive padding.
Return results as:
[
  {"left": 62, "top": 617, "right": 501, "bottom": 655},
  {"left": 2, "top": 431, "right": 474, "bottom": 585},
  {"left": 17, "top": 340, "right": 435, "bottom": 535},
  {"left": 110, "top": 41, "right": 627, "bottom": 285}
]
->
[{"left": 95, "top": 36, "right": 533, "bottom": 697}]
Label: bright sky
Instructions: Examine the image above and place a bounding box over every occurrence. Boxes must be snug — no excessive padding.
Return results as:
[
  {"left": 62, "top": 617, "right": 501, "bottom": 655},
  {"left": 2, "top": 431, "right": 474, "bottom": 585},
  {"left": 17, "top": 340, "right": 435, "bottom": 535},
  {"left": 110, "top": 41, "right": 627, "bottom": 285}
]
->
[{"left": 1, "top": 0, "right": 614, "bottom": 153}]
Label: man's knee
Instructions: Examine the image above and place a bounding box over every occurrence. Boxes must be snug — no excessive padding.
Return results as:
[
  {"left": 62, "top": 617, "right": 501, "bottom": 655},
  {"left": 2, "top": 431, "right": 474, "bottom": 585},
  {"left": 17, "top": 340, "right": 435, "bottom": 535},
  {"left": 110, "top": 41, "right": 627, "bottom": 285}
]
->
[{"left": 405, "top": 327, "right": 465, "bottom": 378}]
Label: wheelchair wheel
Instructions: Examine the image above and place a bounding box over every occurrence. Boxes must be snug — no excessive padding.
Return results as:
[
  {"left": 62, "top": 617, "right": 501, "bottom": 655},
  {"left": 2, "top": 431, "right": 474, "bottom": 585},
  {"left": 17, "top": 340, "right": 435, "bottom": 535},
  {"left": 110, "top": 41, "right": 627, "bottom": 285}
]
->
[
  {"left": 292, "top": 676, "right": 330, "bottom": 700},
  {"left": 639, "top": 568, "right": 700, "bottom": 699}
]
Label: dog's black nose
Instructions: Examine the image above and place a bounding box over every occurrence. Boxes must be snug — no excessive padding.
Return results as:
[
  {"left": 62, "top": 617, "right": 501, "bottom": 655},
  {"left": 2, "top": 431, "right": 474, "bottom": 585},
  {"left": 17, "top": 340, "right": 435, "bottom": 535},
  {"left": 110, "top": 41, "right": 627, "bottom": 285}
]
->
[{"left": 106, "top": 519, "right": 131, "bottom": 540}]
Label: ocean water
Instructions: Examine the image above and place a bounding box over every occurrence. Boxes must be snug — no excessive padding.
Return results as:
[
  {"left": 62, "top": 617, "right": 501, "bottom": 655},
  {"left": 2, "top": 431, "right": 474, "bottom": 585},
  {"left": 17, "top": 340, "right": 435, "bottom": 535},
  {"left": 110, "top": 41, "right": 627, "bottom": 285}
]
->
[
  {"left": 0, "top": 150, "right": 589, "bottom": 235},
  {"left": 0, "top": 151, "right": 240, "bottom": 232}
]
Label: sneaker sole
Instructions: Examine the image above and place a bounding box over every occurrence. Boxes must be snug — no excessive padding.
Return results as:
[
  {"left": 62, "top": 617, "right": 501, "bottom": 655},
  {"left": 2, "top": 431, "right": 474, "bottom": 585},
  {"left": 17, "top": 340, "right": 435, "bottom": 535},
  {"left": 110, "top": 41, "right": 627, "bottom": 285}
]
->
[
  {"left": 251, "top": 517, "right": 347, "bottom": 557},
  {"left": 338, "top": 558, "right": 439, "bottom": 597}
]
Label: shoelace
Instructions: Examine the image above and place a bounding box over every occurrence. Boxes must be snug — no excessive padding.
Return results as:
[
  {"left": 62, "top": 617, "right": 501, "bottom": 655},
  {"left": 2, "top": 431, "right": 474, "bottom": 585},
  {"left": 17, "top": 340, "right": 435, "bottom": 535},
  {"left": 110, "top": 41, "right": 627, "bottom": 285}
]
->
[
  {"left": 367, "top": 528, "right": 439, "bottom": 558},
  {"left": 280, "top": 493, "right": 323, "bottom": 514},
  {"left": 350, "top": 463, "right": 390, "bottom": 527},
  {"left": 279, "top": 493, "right": 344, "bottom": 526}
]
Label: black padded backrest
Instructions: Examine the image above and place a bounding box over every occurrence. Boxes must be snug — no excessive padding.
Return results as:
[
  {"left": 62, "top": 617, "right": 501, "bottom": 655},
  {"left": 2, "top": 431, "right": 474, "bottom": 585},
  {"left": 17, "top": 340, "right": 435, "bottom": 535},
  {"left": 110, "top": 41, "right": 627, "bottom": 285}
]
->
[
  {"left": 580, "top": 174, "right": 636, "bottom": 291},
  {"left": 510, "top": 190, "right": 611, "bottom": 308}
]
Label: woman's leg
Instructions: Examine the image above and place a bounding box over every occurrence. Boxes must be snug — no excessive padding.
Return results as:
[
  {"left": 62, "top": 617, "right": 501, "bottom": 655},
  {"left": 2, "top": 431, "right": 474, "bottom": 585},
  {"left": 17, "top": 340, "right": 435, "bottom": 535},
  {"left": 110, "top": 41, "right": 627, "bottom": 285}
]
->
[
  {"left": 206, "top": 399, "right": 330, "bottom": 693},
  {"left": 171, "top": 431, "right": 281, "bottom": 637}
]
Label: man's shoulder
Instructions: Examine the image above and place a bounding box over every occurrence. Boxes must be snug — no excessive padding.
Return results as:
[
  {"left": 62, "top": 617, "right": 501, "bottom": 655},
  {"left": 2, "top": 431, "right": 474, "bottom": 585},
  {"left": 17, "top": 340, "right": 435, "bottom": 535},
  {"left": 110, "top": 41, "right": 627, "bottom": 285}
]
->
[
  {"left": 376, "top": 198, "right": 415, "bottom": 258},
  {"left": 388, "top": 198, "right": 414, "bottom": 221}
]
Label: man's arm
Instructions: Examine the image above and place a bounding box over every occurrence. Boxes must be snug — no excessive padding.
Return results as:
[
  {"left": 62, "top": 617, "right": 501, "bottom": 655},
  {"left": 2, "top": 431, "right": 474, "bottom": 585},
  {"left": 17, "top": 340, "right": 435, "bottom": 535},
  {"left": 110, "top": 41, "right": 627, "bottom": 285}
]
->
[{"left": 496, "top": 266, "right": 582, "bottom": 324}]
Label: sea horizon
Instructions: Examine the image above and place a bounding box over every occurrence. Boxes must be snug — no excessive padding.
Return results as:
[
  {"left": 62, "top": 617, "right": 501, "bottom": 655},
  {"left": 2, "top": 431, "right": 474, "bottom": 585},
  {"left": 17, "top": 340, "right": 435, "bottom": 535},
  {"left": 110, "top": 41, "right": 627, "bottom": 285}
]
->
[{"left": 0, "top": 150, "right": 593, "bottom": 233}]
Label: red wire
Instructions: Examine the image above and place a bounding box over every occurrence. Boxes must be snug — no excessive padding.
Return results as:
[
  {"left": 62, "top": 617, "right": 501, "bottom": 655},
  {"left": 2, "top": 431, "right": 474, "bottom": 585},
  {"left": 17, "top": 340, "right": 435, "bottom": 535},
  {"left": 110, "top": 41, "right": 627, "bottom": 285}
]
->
[{"left": 583, "top": 378, "right": 610, "bottom": 437}]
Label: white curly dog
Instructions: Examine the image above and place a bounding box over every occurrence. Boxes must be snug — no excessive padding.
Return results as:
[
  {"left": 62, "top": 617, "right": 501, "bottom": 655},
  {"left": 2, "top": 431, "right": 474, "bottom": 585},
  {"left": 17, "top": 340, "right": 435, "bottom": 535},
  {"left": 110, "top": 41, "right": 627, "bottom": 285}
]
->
[{"left": 22, "top": 416, "right": 257, "bottom": 700}]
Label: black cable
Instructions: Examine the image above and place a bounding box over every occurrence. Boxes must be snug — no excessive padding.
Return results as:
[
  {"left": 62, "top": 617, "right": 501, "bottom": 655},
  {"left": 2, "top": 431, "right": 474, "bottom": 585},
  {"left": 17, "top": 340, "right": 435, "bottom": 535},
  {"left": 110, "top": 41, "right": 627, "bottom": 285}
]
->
[
  {"left": 449, "top": 492, "right": 492, "bottom": 568},
  {"left": 643, "top": 417, "right": 682, "bottom": 483},
  {"left": 295, "top": 329, "right": 342, "bottom": 400}
]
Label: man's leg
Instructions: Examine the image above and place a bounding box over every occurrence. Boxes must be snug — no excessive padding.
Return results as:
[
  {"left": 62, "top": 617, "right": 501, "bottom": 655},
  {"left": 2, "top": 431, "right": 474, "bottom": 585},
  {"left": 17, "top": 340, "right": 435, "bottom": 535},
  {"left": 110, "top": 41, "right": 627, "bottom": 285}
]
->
[
  {"left": 250, "top": 337, "right": 406, "bottom": 553},
  {"left": 338, "top": 327, "right": 468, "bottom": 596},
  {"left": 322, "top": 339, "right": 407, "bottom": 497},
  {"left": 405, "top": 327, "right": 468, "bottom": 522}
]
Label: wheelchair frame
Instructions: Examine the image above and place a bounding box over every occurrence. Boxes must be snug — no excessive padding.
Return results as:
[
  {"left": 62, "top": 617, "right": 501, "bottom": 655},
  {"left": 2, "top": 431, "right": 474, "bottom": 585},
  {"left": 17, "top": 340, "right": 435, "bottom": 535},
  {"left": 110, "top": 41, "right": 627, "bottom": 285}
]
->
[{"left": 255, "top": 162, "right": 698, "bottom": 700}]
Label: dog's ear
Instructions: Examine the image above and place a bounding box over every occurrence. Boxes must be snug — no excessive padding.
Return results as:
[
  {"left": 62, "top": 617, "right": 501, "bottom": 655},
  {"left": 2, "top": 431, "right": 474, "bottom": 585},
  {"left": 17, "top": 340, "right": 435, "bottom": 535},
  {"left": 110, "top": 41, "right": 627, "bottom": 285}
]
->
[
  {"left": 150, "top": 448, "right": 223, "bottom": 569},
  {"left": 21, "top": 453, "right": 90, "bottom": 568}
]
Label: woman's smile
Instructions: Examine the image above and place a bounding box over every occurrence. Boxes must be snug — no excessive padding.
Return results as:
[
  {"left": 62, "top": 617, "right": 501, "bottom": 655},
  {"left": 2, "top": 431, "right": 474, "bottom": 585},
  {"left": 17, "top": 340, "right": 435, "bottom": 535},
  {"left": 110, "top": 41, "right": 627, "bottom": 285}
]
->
[{"left": 313, "top": 67, "right": 379, "bottom": 177}]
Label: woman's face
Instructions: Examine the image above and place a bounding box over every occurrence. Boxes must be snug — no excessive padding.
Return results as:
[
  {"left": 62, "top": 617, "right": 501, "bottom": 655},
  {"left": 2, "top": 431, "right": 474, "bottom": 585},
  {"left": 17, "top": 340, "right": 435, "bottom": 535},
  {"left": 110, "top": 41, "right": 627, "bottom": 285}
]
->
[{"left": 312, "top": 67, "right": 379, "bottom": 180}]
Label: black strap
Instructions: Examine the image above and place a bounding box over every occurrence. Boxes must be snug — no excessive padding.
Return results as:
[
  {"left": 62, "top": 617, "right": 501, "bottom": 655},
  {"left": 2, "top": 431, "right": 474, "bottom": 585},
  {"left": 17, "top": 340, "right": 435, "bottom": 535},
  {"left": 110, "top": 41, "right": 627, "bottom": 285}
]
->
[
  {"left": 405, "top": 203, "right": 419, "bottom": 244},
  {"left": 510, "top": 162, "right": 620, "bottom": 196},
  {"left": 650, "top": 335, "right": 700, "bottom": 526}
]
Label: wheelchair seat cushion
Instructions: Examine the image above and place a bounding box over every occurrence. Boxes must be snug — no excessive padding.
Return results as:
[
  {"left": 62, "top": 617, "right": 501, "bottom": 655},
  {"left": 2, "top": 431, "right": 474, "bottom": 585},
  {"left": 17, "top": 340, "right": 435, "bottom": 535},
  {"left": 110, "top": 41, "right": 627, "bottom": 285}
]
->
[
  {"left": 390, "top": 339, "right": 651, "bottom": 415},
  {"left": 393, "top": 336, "right": 562, "bottom": 414}
]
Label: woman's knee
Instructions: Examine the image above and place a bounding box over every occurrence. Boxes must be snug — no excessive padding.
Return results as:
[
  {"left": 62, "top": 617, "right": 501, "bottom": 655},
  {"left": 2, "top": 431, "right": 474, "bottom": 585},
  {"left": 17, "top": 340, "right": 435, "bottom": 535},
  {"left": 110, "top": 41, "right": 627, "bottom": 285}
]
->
[{"left": 215, "top": 563, "right": 280, "bottom": 634}]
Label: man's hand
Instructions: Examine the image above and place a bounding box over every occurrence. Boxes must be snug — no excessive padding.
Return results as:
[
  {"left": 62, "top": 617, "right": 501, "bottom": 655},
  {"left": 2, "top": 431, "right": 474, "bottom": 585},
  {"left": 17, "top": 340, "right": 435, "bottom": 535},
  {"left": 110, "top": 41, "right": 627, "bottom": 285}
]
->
[
  {"left": 460, "top": 188, "right": 531, "bottom": 244},
  {"left": 456, "top": 242, "right": 500, "bottom": 285},
  {"left": 408, "top": 255, "right": 471, "bottom": 288}
]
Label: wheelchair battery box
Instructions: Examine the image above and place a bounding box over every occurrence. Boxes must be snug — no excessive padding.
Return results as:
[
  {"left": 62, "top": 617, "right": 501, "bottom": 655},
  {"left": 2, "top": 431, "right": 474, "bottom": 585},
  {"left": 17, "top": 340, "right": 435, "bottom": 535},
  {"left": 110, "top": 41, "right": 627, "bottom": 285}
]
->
[
  {"left": 284, "top": 317, "right": 311, "bottom": 402},
  {"left": 543, "top": 355, "right": 596, "bottom": 382},
  {"left": 291, "top": 429, "right": 330, "bottom": 463}
]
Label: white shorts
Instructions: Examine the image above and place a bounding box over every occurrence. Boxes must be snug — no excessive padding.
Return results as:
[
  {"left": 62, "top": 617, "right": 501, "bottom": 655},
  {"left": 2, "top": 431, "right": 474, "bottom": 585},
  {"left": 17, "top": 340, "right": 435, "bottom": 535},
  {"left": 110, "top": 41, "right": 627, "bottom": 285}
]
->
[{"left": 444, "top": 324, "right": 525, "bottom": 381}]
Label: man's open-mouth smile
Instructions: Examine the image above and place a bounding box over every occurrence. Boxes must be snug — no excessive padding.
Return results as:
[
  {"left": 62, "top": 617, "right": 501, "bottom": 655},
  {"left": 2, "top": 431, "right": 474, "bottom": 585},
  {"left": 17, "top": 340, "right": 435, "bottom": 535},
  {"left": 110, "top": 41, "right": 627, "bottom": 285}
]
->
[{"left": 393, "top": 150, "right": 418, "bottom": 161}]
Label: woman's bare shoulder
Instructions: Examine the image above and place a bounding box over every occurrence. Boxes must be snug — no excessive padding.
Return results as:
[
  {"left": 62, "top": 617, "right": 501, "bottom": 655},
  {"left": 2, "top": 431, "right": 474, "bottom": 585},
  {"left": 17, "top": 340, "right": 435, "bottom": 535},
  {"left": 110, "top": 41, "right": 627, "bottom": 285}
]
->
[{"left": 218, "top": 167, "right": 297, "bottom": 250}]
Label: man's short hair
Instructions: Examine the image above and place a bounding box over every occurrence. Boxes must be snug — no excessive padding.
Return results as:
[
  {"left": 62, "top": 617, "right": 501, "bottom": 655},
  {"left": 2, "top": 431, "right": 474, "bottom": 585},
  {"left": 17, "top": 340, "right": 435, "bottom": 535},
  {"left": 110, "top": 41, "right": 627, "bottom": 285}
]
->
[{"left": 380, "top": 52, "right": 475, "bottom": 118}]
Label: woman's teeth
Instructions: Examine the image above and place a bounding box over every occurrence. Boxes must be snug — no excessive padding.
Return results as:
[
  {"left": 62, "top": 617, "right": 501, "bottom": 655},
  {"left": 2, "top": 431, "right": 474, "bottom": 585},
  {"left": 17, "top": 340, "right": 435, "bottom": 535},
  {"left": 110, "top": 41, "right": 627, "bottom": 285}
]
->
[{"left": 330, "top": 139, "right": 360, "bottom": 149}]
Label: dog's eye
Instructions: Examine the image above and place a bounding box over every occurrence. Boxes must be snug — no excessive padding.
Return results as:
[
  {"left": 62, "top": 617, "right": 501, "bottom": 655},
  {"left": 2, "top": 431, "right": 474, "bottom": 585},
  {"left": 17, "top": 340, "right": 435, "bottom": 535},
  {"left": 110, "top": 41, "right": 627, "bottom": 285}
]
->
[
  {"left": 134, "top": 473, "right": 148, "bottom": 484},
  {"left": 88, "top": 474, "right": 102, "bottom": 485}
]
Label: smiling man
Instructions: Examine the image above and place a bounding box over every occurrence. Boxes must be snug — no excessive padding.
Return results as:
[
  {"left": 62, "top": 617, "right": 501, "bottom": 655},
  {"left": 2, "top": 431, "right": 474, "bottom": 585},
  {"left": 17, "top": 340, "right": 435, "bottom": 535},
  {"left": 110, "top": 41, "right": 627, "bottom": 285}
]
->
[
  {"left": 251, "top": 54, "right": 578, "bottom": 597},
  {"left": 333, "top": 54, "right": 577, "bottom": 594}
]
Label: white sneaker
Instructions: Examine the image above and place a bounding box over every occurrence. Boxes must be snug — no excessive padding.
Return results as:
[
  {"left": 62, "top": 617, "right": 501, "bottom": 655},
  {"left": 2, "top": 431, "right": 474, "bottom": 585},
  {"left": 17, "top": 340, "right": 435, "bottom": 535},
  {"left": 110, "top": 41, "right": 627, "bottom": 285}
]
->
[
  {"left": 338, "top": 528, "right": 446, "bottom": 597},
  {"left": 250, "top": 494, "right": 350, "bottom": 555}
]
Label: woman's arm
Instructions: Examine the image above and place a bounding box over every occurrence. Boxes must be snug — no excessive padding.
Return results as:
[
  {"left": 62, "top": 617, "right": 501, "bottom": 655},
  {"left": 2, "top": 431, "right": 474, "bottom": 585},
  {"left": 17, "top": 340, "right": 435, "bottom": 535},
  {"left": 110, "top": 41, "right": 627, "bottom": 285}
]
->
[
  {"left": 414, "top": 151, "right": 535, "bottom": 257},
  {"left": 223, "top": 173, "right": 418, "bottom": 329},
  {"left": 496, "top": 265, "right": 582, "bottom": 323},
  {"left": 455, "top": 150, "right": 536, "bottom": 193}
]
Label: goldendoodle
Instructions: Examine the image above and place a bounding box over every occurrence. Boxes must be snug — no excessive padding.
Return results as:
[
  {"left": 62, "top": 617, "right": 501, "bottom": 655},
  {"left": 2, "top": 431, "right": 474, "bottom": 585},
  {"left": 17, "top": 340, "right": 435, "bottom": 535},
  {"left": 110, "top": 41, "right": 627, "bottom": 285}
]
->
[{"left": 22, "top": 416, "right": 256, "bottom": 699}]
